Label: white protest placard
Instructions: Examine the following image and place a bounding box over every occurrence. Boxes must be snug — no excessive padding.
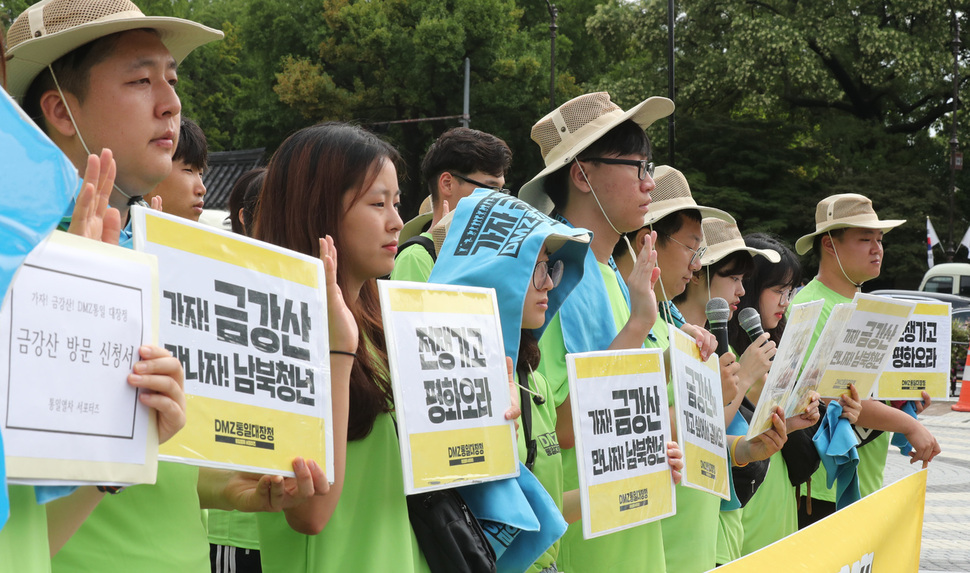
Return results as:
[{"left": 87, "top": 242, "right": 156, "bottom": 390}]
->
[
  {"left": 746, "top": 300, "right": 824, "bottom": 439},
  {"left": 379, "top": 280, "right": 517, "bottom": 495},
  {"left": 566, "top": 349, "right": 674, "bottom": 540},
  {"left": 815, "top": 293, "right": 916, "bottom": 400},
  {"left": 0, "top": 231, "right": 158, "bottom": 485},
  {"left": 875, "top": 301, "right": 951, "bottom": 400},
  {"left": 791, "top": 303, "right": 855, "bottom": 405},
  {"left": 131, "top": 207, "right": 332, "bottom": 478},
  {"left": 668, "top": 327, "right": 730, "bottom": 500}
]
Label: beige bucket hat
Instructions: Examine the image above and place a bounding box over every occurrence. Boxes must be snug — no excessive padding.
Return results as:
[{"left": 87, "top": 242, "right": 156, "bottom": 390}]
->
[
  {"left": 699, "top": 217, "right": 780, "bottom": 266},
  {"left": 794, "top": 193, "right": 905, "bottom": 255},
  {"left": 518, "top": 92, "right": 674, "bottom": 214},
  {"left": 400, "top": 195, "right": 434, "bottom": 242},
  {"left": 644, "top": 165, "right": 734, "bottom": 226},
  {"left": 5, "top": 0, "right": 224, "bottom": 100}
]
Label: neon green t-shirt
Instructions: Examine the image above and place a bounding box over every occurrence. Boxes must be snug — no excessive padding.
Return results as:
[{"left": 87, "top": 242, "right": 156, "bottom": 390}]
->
[
  {"left": 516, "top": 369, "right": 564, "bottom": 572},
  {"left": 207, "top": 509, "right": 260, "bottom": 550},
  {"left": 389, "top": 232, "right": 435, "bottom": 282},
  {"left": 716, "top": 505, "right": 743, "bottom": 565},
  {"left": 792, "top": 278, "right": 891, "bottom": 503},
  {"left": 257, "top": 412, "right": 428, "bottom": 573},
  {"left": 52, "top": 462, "right": 207, "bottom": 573},
  {"left": 0, "top": 486, "right": 50, "bottom": 573},
  {"left": 740, "top": 451, "right": 797, "bottom": 554},
  {"left": 538, "top": 262, "right": 666, "bottom": 573}
]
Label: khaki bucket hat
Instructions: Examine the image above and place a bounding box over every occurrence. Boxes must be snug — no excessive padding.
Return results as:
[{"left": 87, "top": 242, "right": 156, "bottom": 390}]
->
[
  {"left": 5, "top": 0, "right": 224, "bottom": 100},
  {"left": 794, "top": 193, "right": 905, "bottom": 255},
  {"left": 644, "top": 165, "right": 734, "bottom": 226},
  {"left": 400, "top": 195, "right": 434, "bottom": 242},
  {"left": 518, "top": 92, "right": 674, "bottom": 214},
  {"left": 699, "top": 217, "right": 780, "bottom": 266}
]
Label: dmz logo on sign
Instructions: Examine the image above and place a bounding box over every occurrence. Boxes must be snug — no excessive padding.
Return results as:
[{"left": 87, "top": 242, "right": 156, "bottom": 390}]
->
[
  {"left": 454, "top": 194, "right": 552, "bottom": 258},
  {"left": 837, "top": 551, "right": 873, "bottom": 573}
]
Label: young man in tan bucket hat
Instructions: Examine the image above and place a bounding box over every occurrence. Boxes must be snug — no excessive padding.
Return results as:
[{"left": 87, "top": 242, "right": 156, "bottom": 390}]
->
[
  {"left": 791, "top": 193, "right": 941, "bottom": 527},
  {"left": 519, "top": 92, "right": 710, "bottom": 573}
]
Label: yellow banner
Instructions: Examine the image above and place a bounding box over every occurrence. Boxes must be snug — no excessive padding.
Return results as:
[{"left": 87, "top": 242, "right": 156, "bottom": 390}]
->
[
  {"left": 574, "top": 352, "right": 661, "bottom": 379},
  {"left": 409, "top": 424, "right": 517, "bottom": 488},
  {"left": 716, "top": 471, "right": 926, "bottom": 572},
  {"left": 159, "top": 394, "right": 326, "bottom": 473},
  {"left": 878, "top": 371, "right": 948, "bottom": 399},
  {"left": 386, "top": 286, "right": 495, "bottom": 315},
  {"left": 685, "top": 441, "right": 730, "bottom": 499},
  {"left": 587, "top": 471, "right": 673, "bottom": 535}
]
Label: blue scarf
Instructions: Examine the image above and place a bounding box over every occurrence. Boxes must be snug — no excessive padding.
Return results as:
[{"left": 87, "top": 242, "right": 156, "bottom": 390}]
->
[{"left": 813, "top": 402, "right": 861, "bottom": 509}]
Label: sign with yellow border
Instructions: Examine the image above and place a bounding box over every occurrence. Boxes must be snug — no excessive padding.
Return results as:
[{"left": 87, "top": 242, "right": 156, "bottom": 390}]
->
[{"left": 875, "top": 301, "right": 950, "bottom": 399}]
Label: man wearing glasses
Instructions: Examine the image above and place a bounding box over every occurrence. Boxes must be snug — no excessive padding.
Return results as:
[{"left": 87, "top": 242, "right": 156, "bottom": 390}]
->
[{"left": 391, "top": 127, "right": 511, "bottom": 281}]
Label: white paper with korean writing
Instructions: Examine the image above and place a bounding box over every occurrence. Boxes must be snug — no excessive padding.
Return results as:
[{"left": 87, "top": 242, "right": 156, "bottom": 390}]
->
[
  {"left": 668, "top": 326, "right": 730, "bottom": 500},
  {"left": 815, "top": 293, "right": 916, "bottom": 400},
  {"left": 874, "top": 301, "right": 951, "bottom": 400},
  {"left": 791, "top": 303, "right": 855, "bottom": 407},
  {"left": 746, "top": 300, "right": 824, "bottom": 439},
  {"left": 131, "top": 207, "right": 331, "bottom": 478},
  {"left": 0, "top": 231, "right": 159, "bottom": 485},
  {"left": 565, "top": 349, "right": 675, "bottom": 540},
  {"left": 378, "top": 280, "right": 517, "bottom": 495}
]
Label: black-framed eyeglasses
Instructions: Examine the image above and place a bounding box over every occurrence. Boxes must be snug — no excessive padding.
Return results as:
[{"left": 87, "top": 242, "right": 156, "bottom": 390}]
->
[
  {"left": 583, "top": 158, "right": 655, "bottom": 180},
  {"left": 451, "top": 173, "right": 509, "bottom": 194},
  {"left": 663, "top": 233, "right": 707, "bottom": 267},
  {"left": 533, "top": 259, "right": 564, "bottom": 289}
]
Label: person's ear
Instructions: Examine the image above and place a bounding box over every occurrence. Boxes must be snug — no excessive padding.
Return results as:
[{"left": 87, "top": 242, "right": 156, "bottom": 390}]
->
[
  {"left": 39, "top": 89, "right": 78, "bottom": 138},
  {"left": 437, "top": 172, "right": 455, "bottom": 201},
  {"left": 634, "top": 227, "right": 652, "bottom": 256},
  {"left": 238, "top": 208, "right": 248, "bottom": 233},
  {"left": 820, "top": 234, "right": 836, "bottom": 256},
  {"left": 568, "top": 160, "right": 591, "bottom": 194}
]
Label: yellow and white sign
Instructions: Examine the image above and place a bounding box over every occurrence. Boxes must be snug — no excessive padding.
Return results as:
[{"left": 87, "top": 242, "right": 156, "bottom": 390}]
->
[
  {"left": 379, "top": 281, "right": 517, "bottom": 494},
  {"left": 669, "top": 327, "right": 729, "bottom": 500},
  {"left": 0, "top": 231, "right": 159, "bottom": 486},
  {"left": 816, "top": 293, "right": 916, "bottom": 400},
  {"left": 715, "top": 470, "right": 926, "bottom": 572},
  {"left": 875, "top": 301, "right": 951, "bottom": 400},
  {"left": 747, "top": 300, "right": 824, "bottom": 439},
  {"left": 566, "top": 349, "right": 674, "bottom": 539},
  {"left": 132, "top": 207, "right": 331, "bottom": 478}
]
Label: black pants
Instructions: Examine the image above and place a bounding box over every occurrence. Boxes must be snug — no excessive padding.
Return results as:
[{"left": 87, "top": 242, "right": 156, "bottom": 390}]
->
[
  {"left": 210, "top": 544, "right": 262, "bottom": 573},
  {"left": 797, "top": 496, "right": 836, "bottom": 529}
]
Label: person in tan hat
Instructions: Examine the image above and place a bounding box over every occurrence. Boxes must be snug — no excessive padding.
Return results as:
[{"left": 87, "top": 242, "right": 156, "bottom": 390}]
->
[
  {"left": 791, "top": 193, "right": 940, "bottom": 527},
  {"left": 520, "top": 92, "right": 706, "bottom": 573},
  {"left": 390, "top": 127, "right": 511, "bottom": 282}
]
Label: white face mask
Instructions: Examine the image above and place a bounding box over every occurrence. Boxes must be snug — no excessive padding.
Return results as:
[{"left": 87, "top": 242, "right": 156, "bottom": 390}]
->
[{"left": 48, "top": 65, "right": 147, "bottom": 207}]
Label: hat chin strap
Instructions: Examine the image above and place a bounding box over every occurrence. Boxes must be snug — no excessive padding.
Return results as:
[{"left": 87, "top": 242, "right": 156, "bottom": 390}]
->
[
  {"left": 49, "top": 66, "right": 147, "bottom": 207},
  {"left": 575, "top": 159, "right": 638, "bottom": 263},
  {"left": 827, "top": 231, "right": 864, "bottom": 289}
]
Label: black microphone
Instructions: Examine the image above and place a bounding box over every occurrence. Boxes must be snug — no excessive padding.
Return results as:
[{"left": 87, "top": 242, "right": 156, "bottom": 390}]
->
[
  {"left": 705, "top": 297, "right": 731, "bottom": 357},
  {"left": 738, "top": 307, "right": 766, "bottom": 344}
]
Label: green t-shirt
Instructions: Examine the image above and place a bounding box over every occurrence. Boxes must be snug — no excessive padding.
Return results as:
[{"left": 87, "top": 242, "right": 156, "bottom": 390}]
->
[
  {"left": 740, "top": 451, "right": 797, "bottom": 554},
  {"left": 516, "top": 369, "right": 563, "bottom": 572},
  {"left": 716, "top": 505, "right": 743, "bottom": 565},
  {"left": 0, "top": 486, "right": 50, "bottom": 573},
  {"left": 52, "top": 462, "right": 207, "bottom": 573},
  {"left": 792, "top": 278, "right": 891, "bottom": 502},
  {"left": 207, "top": 509, "right": 260, "bottom": 550},
  {"left": 257, "top": 412, "right": 429, "bottom": 573},
  {"left": 538, "top": 262, "right": 666, "bottom": 573},
  {"left": 389, "top": 232, "right": 435, "bottom": 282}
]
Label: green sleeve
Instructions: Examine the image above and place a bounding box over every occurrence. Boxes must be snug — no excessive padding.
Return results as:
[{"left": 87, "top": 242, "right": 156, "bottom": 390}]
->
[
  {"left": 390, "top": 234, "right": 435, "bottom": 282},
  {"left": 537, "top": 312, "right": 570, "bottom": 408}
]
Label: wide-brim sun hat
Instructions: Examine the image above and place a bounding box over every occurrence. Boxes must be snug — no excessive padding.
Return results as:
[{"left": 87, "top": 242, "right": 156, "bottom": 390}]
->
[
  {"left": 644, "top": 165, "right": 734, "bottom": 226},
  {"left": 699, "top": 217, "right": 780, "bottom": 266},
  {"left": 518, "top": 92, "right": 674, "bottom": 214},
  {"left": 794, "top": 193, "right": 905, "bottom": 255},
  {"left": 5, "top": 0, "right": 224, "bottom": 100},
  {"left": 400, "top": 194, "right": 433, "bottom": 242}
]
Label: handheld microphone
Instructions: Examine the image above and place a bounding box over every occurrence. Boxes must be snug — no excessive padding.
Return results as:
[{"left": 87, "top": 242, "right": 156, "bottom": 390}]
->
[
  {"left": 705, "top": 297, "right": 731, "bottom": 357},
  {"left": 738, "top": 307, "right": 766, "bottom": 344}
]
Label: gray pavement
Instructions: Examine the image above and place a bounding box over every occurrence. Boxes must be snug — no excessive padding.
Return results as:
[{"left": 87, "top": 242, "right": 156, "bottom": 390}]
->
[{"left": 882, "top": 401, "right": 970, "bottom": 573}]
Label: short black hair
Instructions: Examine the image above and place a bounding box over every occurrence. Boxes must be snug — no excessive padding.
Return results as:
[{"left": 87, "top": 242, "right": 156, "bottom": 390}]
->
[
  {"left": 653, "top": 209, "right": 703, "bottom": 248},
  {"left": 420, "top": 127, "right": 512, "bottom": 201},
  {"left": 543, "top": 119, "right": 651, "bottom": 212},
  {"left": 174, "top": 117, "right": 208, "bottom": 171},
  {"left": 228, "top": 167, "right": 265, "bottom": 237}
]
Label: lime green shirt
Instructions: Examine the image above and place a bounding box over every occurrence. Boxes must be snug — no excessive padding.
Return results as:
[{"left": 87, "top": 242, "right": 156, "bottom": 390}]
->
[
  {"left": 538, "top": 262, "right": 666, "bottom": 573},
  {"left": 207, "top": 510, "right": 260, "bottom": 550},
  {"left": 389, "top": 232, "right": 435, "bottom": 282},
  {"left": 792, "top": 278, "right": 891, "bottom": 502},
  {"left": 52, "top": 462, "right": 208, "bottom": 573},
  {"left": 716, "top": 506, "right": 743, "bottom": 565},
  {"left": 257, "top": 412, "right": 429, "bottom": 573},
  {"left": 740, "top": 451, "right": 797, "bottom": 554},
  {"left": 516, "top": 369, "right": 563, "bottom": 572},
  {"left": 0, "top": 486, "right": 50, "bottom": 573}
]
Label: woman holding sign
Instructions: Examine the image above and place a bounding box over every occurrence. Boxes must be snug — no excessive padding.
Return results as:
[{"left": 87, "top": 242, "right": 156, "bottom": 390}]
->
[{"left": 727, "top": 233, "right": 859, "bottom": 556}]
